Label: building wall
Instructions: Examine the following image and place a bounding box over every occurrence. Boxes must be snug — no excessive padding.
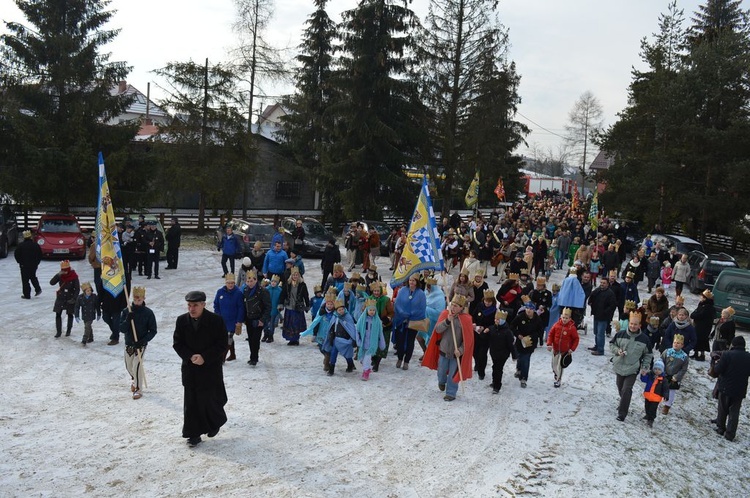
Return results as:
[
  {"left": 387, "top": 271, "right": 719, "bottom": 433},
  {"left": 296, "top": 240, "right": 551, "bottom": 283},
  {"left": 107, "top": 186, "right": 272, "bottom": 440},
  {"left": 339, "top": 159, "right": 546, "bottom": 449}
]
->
[{"left": 245, "top": 137, "right": 315, "bottom": 210}]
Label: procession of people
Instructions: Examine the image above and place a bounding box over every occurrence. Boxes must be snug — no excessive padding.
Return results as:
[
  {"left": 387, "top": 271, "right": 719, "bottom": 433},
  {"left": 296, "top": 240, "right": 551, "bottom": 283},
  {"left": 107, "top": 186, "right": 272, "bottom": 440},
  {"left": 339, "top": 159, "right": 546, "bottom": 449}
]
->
[{"left": 13, "top": 197, "right": 750, "bottom": 447}]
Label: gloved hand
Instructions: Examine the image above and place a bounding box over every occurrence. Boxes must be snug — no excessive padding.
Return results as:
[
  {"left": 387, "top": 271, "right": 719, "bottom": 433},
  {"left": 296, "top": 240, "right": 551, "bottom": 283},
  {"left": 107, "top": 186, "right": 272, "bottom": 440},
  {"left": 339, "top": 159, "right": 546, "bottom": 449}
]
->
[{"left": 127, "top": 311, "right": 135, "bottom": 322}]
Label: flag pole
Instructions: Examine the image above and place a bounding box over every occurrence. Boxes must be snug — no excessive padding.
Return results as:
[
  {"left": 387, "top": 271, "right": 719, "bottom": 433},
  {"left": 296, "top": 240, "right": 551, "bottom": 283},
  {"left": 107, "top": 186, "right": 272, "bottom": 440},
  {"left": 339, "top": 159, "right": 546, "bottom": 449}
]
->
[{"left": 450, "top": 319, "right": 465, "bottom": 394}]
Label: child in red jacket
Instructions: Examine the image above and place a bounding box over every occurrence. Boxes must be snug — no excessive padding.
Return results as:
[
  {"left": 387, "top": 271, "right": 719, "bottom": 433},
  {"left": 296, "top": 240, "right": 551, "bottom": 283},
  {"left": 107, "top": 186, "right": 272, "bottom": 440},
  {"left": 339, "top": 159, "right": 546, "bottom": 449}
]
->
[{"left": 546, "top": 307, "right": 580, "bottom": 387}]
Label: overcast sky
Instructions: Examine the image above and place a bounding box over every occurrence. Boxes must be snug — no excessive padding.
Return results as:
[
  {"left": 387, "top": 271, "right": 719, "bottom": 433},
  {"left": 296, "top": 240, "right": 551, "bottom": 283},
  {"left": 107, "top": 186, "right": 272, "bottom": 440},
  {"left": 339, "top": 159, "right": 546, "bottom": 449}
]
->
[{"left": 2, "top": 0, "right": 714, "bottom": 157}]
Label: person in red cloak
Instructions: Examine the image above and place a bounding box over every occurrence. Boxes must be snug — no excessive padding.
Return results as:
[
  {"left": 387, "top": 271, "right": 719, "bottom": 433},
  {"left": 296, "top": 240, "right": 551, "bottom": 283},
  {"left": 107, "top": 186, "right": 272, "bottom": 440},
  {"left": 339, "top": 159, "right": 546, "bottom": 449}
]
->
[{"left": 422, "top": 294, "right": 475, "bottom": 401}]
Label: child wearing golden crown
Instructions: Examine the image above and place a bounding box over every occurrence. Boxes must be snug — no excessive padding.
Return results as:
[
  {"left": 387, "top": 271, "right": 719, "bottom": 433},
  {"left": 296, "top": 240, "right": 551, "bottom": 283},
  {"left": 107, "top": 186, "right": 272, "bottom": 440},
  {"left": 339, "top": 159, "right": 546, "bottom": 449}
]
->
[{"left": 355, "top": 298, "right": 386, "bottom": 381}]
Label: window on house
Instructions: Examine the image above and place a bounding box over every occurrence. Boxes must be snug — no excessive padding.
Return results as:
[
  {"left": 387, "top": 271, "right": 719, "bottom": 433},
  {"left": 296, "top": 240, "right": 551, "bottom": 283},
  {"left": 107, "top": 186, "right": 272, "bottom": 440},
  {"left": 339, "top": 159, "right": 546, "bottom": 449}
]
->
[{"left": 276, "top": 181, "right": 301, "bottom": 200}]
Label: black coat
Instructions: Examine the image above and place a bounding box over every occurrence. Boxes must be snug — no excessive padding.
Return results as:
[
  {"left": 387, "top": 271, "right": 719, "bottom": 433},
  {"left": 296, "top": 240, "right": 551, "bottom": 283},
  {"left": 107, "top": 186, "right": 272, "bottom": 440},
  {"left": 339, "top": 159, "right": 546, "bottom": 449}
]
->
[
  {"left": 489, "top": 322, "right": 517, "bottom": 360},
  {"left": 510, "top": 312, "right": 543, "bottom": 353},
  {"left": 691, "top": 299, "right": 715, "bottom": 352},
  {"left": 589, "top": 286, "right": 617, "bottom": 322},
  {"left": 714, "top": 347, "right": 750, "bottom": 399},
  {"left": 166, "top": 223, "right": 182, "bottom": 248},
  {"left": 321, "top": 243, "right": 341, "bottom": 272},
  {"left": 243, "top": 285, "right": 271, "bottom": 324},
  {"left": 14, "top": 238, "right": 42, "bottom": 268},
  {"left": 173, "top": 309, "right": 228, "bottom": 439}
]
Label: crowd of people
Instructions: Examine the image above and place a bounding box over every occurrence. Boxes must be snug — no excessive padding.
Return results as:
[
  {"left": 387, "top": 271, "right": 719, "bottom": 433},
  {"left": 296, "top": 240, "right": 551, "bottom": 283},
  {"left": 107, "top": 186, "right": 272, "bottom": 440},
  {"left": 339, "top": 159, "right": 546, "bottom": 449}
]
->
[{"left": 14, "top": 201, "right": 750, "bottom": 446}]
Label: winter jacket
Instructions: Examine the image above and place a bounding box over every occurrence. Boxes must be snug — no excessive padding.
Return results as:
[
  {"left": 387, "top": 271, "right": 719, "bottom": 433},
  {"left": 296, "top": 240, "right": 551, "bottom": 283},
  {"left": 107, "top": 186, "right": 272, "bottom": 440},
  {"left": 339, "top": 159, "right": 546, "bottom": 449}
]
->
[
  {"left": 14, "top": 238, "right": 42, "bottom": 268},
  {"left": 166, "top": 222, "right": 181, "bottom": 248},
  {"left": 50, "top": 270, "right": 80, "bottom": 314},
  {"left": 393, "top": 286, "right": 426, "bottom": 329},
  {"left": 641, "top": 372, "right": 669, "bottom": 402},
  {"left": 214, "top": 285, "right": 246, "bottom": 332},
  {"left": 691, "top": 299, "right": 715, "bottom": 351},
  {"left": 489, "top": 322, "right": 517, "bottom": 360},
  {"left": 646, "top": 258, "right": 661, "bottom": 280},
  {"left": 661, "top": 321, "right": 697, "bottom": 355},
  {"left": 609, "top": 329, "right": 653, "bottom": 376},
  {"left": 218, "top": 233, "right": 242, "bottom": 257},
  {"left": 280, "top": 281, "right": 310, "bottom": 312},
  {"left": 713, "top": 346, "right": 750, "bottom": 399},
  {"left": 510, "top": 312, "right": 543, "bottom": 353},
  {"left": 74, "top": 293, "right": 101, "bottom": 322},
  {"left": 321, "top": 243, "right": 341, "bottom": 272},
  {"left": 645, "top": 294, "right": 670, "bottom": 324},
  {"left": 547, "top": 318, "right": 579, "bottom": 353},
  {"left": 262, "top": 247, "right": 288, "bottom": 276},
  {"left": 589, "top": 286, "right": 617, "bottom": 322},
  {"left": 119, "top": 303, "right": 157, "bottom": 348},
  {"left": 662, "top": 348, "right": 689, "bottom": 383},
  {"left": 673, "top": 261, "right": 690, "bottom": 283},
  {"left": 600, "top": 250, "right": 619, "bottom": 275},
  {"left": 242, "top": 284, "right": 271, "bottom": 325}
]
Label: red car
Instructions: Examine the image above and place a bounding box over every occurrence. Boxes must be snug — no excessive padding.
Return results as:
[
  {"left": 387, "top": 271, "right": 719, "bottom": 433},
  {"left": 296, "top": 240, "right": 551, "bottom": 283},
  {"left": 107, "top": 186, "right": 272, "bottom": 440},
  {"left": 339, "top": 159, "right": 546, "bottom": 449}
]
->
[{"left": 34, "top": 213, "right": 86, "bottom": 259}]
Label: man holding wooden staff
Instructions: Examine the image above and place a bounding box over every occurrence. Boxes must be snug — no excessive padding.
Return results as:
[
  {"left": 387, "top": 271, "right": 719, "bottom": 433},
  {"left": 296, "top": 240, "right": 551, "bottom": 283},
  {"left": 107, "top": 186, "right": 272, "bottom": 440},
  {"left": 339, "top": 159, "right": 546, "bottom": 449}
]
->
[
  {"left": 119, "top": 286, "right": 157, "bottom": 400},
  {"left": 422, "top": 294, "right": 475, "bottom": 401}
]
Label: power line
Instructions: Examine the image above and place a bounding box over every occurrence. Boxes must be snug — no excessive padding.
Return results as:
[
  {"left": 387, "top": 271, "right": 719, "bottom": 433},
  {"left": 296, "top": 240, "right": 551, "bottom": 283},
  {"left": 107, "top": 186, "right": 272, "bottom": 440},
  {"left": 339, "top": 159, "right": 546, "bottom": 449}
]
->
[{"left": 516, "top": 111, "right": 568, "bottom": 140}]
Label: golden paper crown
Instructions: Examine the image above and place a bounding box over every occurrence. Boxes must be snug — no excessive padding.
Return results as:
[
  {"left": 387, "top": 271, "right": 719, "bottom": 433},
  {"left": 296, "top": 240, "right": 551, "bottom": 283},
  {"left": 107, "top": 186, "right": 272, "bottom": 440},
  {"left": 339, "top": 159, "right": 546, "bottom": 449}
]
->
[
  {"left": 334, "top": 298, "right": 345, "bottom": 308},
  {"left": 369, "top": 281, "right": 383, "bottom": 292},
  {"left": 508, "top": 273, "right": 520, "bottom": 281},
  {"left": 483, "top": 289, "right": 496, "bottom": 300},
  {"left": 673, "top": 334, "right": 684, "bottom": 344},
  {"left": 521, "top": 295, "right": 531, "bottom": 304},
  {"left": 628, "top": 310, "right": 641, "bottom": 322},
  {"left": 313, "top": 285, "right": 322, "bottom": 293},
  {"left": 364, "top": 298, "right": 377, "bottom": 308},
  {"left": 132, "top": 286, "right": 146, "bottom": 299},
  {"left": 451, "top": 294, "right": 467, "bottom": 307},
  {"left": 356, "top": 284, "right": 366, "bottom": 292},
  {"left": 271, "top": 274, "right": 280, "bottom": 283},
  {"left": 246, "top": 269, "right": 258, "bottom": 279},
  {"left": 475, "top": 268, "right": 485, "bottom": 278},
  {"left": 536, "top": 276, "right": 547, "bottom": 285},
  {"left": 496, "top": 309, "right": 508, "bottom": 320},
  {"left": 333, "top": 263, "right": 344, "bottom": 272},
  {"left": 425, "top": 277, "right": 438, "bottom": 285},
  {"left": 350, "top": 272, "right": 361, "bottom": 281},
  {"left": 343, "top": 282, "right": 352, "bottom": 291},
  {"left": 325, "top": 291, "right": 337, "bottom": 303},
  {"left": 561, "top": 307, "right": 572, "bottom": 318},
  {"left": 624, "top": 300, "right": 637, "bottom": 310}
]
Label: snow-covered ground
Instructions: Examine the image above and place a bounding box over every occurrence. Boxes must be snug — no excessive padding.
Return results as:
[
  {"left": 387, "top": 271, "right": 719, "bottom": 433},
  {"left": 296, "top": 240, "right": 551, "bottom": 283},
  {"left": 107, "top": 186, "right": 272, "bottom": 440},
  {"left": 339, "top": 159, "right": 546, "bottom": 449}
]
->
[{"left": 1, "top": 238, "right": 748, "bottom": 497}]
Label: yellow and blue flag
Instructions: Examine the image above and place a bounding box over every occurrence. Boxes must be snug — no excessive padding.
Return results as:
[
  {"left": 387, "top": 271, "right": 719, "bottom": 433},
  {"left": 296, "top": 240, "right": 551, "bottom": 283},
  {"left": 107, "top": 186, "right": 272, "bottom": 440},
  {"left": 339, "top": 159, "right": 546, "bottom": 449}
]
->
[
  {"left": 464, "top": 171, "right": 479, "bottom": 207},
  {"left": 96, "top": 152, "right": 125, "bottom": 297},
  {"left": 390, "top": 176, "right": 445, "bottom": 288},
  {"left": 589, "top": 191, "right": 599, "bottom": 231}
]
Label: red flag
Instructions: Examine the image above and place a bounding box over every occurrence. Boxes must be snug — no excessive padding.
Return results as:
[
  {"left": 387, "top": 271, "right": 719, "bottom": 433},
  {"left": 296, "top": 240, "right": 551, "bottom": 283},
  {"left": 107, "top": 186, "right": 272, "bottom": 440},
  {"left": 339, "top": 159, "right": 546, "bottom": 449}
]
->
[{"left": 494, "top": 178, "right": 505, "bottom": 201}]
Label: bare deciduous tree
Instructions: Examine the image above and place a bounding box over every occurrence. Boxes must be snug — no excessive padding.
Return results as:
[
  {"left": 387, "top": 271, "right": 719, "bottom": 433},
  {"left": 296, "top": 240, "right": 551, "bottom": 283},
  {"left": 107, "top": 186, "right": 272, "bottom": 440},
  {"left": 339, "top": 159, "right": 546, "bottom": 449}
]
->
[{"left": 565, "top": 91, "right": 603, "bottom": 191}]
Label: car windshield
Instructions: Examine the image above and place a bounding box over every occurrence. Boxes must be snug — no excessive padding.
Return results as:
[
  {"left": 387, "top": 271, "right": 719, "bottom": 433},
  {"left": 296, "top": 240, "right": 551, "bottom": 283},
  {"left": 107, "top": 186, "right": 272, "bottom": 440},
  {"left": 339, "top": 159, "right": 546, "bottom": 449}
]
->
[
  {"left": 303, "top": 222, "right": 327, "bottom": 237},
  {"left": 718, "top": 276, "right": 750, "bottom": 296},
  {"left": 681, "top": 243, "right": 704, "bottom": 253},
  {"left": 247, "top": 224, "right": 276, "bottom": 236},
  {"left": 41, "top": 219, "right": 79, "bottom": 233}
]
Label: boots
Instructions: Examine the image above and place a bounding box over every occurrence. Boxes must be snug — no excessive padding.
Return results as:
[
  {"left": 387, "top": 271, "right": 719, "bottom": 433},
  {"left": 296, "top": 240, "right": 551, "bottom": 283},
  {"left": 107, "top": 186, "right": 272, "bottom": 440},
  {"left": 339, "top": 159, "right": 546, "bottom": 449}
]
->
[
  {"left": 362, "top": 369, "right": 371, "bottom": 381},
  {"left": 327, "top": 364, "right": 335, "bottom": 376},
  {"left": 226, "top": 343, "right": 236, "bottom": 361},
  {"left": 372, "top": 356, "right": 381, "bottom": 372},
  {"left": 323, "top": 353, "right": 331, "bottom": 372},
  {"left": 661, "top": 405, "right": 670, "bottom": 415},
  {"left": 346, "top": 359, "right": 356, "bottom": 373}
]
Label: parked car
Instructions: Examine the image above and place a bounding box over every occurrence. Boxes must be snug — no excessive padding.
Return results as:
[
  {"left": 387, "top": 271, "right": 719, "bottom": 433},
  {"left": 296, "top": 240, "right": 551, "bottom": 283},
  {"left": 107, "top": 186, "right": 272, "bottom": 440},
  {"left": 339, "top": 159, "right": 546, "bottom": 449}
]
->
[
  {"left": 280, "top": 217, "right": 331, "bottom": 258},
  {"left": 340, "top": 220, "right": 392, "bottom": 256},
  {"left": 0, "top": 205, "right": 19, "bottom": 258},
  {"left": 639, "top": 234, "right": 704, "bottom": 255},
  {"left": 712, "top": 268, "right": 750, "bottom": 326},
  {"left": 218, "top": 218, "right": 278, "bottom": 256},
  {"left": 33, "top": 213, "right": 86, "bottom": 259},
  {"left": 686, "top": 251, "right": 738, "bottom": 293}
]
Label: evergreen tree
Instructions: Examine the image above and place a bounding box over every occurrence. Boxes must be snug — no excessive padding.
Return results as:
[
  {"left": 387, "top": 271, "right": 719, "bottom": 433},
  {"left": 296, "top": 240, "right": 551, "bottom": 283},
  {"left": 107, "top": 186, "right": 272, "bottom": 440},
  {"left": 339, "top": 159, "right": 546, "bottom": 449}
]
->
[
  {"left": 418, "top": 0, "right": 518, "bottom": 209},
  {"left": 153, "top": 59, "right": 251, "bottom": 232},
  {"left": 279, "top": 0, "right": 336, "bottom": 211},
  {"left": 0, "top": 0, "right": 137, "bottom": 210},
  {"left": 599, "top": 0, "right": 750, "bottom": 239},
  {"left": 325, "top": 0, "right": 425, "bottom": 221}
]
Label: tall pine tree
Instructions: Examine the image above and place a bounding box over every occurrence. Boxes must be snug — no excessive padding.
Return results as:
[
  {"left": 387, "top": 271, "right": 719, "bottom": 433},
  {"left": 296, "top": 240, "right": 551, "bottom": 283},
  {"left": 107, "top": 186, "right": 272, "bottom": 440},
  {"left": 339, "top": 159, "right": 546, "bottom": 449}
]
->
[
  {"left": 279, "top": 0, "right": 336, "bottom": 213},
  {"left": 325, "top": 0, "right": 425, "bottom": 221},
  {"left": 0, "top": 0, "right": 136, "bottom": 210}
]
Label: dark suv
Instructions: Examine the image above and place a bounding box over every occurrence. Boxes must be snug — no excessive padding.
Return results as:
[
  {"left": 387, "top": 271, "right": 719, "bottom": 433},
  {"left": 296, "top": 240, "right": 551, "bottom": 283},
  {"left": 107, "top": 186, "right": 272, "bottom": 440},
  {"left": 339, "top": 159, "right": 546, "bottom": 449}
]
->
[
  {"left": 687, "top": 250, "right": 738, "bottom": 293},
  {"left": 0, "top": 205, "right": 19, "bottom": 258},
  {"left": 218, "top": 218, "right": 278, "bottom": 256}
]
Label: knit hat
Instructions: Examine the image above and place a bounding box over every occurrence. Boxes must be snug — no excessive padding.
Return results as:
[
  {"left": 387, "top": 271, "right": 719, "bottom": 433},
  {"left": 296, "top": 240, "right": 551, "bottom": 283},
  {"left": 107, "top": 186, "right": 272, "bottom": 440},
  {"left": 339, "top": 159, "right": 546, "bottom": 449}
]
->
[
  {"left": 242, "top": 257, "right": 252, "bottom": 267},
  {"left": 652, "top": 359, "right": 665, "bottom": 373},
  {"left": 731, "top": 336, "right": 746, "bottom": 349}
]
